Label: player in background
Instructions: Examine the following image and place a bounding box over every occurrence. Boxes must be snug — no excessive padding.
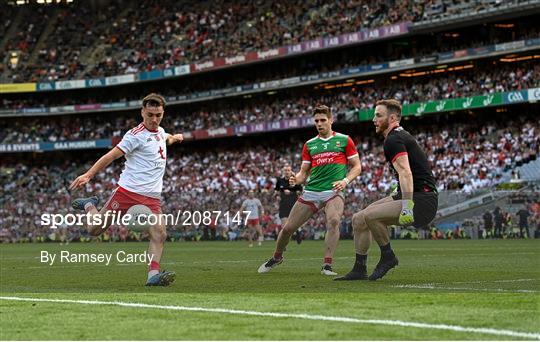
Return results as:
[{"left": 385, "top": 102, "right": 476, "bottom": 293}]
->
[
  {"left": 258, "top": 105, "right": 361, "bottom": 275},
  {"left": 240, "top": 190, "right": 265, "bottom": 247},
  {"left": 275, "top": 164, "right": 303, "bottom": 243},
  {"left": 335, "top": 99, "right": 438, "bottom": 281},
  {"left": 69, "top": 93, "right": 184, "bottom": 286}
]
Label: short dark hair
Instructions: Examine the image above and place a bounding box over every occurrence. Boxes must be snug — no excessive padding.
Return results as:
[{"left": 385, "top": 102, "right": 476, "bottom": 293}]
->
[
  {"left": 142, "top": 93, "right": 166, "bottom": 108},
  {"left": 376, "top": 99, "right": 402, "bottom": 118},
  {"left": 313, "top": 104, "right": 332, "bottom": 118}
]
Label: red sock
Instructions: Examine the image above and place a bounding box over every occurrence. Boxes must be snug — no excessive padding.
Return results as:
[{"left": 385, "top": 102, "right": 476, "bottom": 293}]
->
[
  {"left": 273, "top": 252, "right": 283, "bottom": 260},
  {"left": 324, "top": 257, "right": 332, "bottom": 265},
  {"left": 149, "top": 260, "right": 160, "bottom": 271}
]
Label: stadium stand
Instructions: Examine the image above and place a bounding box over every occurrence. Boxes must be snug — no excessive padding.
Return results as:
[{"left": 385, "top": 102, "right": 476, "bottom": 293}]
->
[
  {"left": 1, "top": 60, "right": 538, "bottom": 139},
  {"left": 1, "top": 0, "right": 539, "bottom": 244},
  {"left": 0, "top": 0, "right": 534, "bottom": 82},
  {"left": 1, "top": 22, "right": 538, "bottom": 105}
]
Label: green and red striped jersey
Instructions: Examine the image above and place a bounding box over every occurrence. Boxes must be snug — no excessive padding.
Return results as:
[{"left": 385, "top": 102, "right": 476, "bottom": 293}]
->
[{"left": 301, "top": 132, "right": 358, "bottom": 192}]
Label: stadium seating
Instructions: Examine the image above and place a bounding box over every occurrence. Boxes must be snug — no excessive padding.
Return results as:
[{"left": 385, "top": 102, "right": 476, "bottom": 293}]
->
[
  {"left": 0, "top": 0, "right": 532, "bottom": 82},
  {"left": 1, "top": 60, "right": 538, "bottom": 139}
]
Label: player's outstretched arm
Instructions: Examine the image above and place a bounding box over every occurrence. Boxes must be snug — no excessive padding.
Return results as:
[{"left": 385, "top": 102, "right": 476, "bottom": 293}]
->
[
  {"left": 289, "top": 162, "right": 311, "bottom": 186},
  {"left": 69, "top": 147, "right": 124, "bottom": 190},
  {"left": 166, "top": 133, "right": 184, "bottom": 145}
]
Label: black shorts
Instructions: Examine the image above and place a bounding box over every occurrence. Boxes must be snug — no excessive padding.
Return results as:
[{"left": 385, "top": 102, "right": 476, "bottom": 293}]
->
[
  {"left": 279, "top": 202, "right": 295, "bottom": 219},
  {"left": 392, "top": 191, "right": 438, "bottom": 228}
]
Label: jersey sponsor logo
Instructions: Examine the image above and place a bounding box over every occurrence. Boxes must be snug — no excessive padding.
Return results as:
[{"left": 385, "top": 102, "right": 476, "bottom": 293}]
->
[
  {"left": 313, "top": 151, "right": 340, "bottom": 158},
  {"left": 309, "top": 145, "right": 318, "bottom": 151},
  {"left": 315, "top": 156, "right": 335, "bottom": 165},
  {"left": 311, "top": 151, "right": 345, "bottom": 166}
]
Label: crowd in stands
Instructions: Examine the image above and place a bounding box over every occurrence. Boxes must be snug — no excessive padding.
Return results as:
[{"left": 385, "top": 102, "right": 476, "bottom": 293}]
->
[
  {"left": 0, "top": 4, "right": 50, "bottom": 75},
  {"left": 1, "top": 0, "right": 533, "bottom": 83},
  {"left": 1, "top": 114, "right": 538, "bottom": 243},
  {"left": 0, "top": 4, "right": 15, "bottom": 42},
  {"left": 2, "top": 21, "right": 538, "bottom": 108},
  {"left": 2, "top": 61, "right": 539, "bottom": 142},
  {"left": 30, "top": 2, "right": 124, "bottom": 83}
]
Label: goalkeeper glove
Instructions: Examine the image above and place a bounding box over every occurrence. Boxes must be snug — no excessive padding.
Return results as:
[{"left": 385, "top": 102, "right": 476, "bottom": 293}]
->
[{"left": 398, "top": 199, "right": 414, "bottom": 226}]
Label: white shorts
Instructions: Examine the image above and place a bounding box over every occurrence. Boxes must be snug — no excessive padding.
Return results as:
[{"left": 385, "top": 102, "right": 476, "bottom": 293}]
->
[{"left": 298, "top": 190, "right": 344, "bottom": 213}]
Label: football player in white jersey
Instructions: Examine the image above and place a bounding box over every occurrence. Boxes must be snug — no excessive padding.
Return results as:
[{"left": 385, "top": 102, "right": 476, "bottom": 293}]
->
[
  {"left": 240, "top": 190, "right": 265, "bottom": 247},
  {"left": 69, "top": 93, "right": 183, "bottom": 286}
]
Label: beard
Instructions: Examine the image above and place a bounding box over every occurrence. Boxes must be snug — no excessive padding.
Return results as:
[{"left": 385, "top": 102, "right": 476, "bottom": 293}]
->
[{"left": 376, "top": 119, "right": 390, "bottom": 134}]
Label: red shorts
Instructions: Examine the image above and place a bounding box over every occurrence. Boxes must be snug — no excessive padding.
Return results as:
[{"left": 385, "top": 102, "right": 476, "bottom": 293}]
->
[
  {"left": 104, "top": 186, "right": 161, "bottom": 215},
  {"left": 247, "top": 218, "right": 260, "bottom": 226}
]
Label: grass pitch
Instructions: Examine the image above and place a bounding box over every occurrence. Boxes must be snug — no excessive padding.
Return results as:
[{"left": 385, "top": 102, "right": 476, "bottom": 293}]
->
[{"left": 1, "top": 239, "right": 539, "bottom": 340}]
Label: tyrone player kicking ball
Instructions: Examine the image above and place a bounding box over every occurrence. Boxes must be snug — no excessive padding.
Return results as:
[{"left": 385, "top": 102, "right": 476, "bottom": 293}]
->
[{"left": 69, "top": 93, "right": 183, "bottom": 286}]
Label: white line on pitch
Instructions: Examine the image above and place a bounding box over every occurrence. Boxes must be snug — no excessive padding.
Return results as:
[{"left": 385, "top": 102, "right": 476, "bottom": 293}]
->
[
  {"left": 435, "top": 278, "right": 538, "bottom": 285},
  {"left": 0, "top": 296, "right": 539, "bottom": 340},
  {"left": 392, "top": 284, "right": 538, "bottom": 293}
]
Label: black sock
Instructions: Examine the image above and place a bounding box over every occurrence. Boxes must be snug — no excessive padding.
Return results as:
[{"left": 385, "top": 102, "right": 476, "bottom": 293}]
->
[
  {"left": 353, "top": 254, "right": 367, "bottom": 272},
  {"left": 379, "top": 243, "right": 395, "bottom": 259}
]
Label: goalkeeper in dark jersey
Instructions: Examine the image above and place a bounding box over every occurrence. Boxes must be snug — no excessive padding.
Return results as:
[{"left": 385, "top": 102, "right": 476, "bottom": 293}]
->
[{"left": 335, "top": 99, "right": 438, "bottom": 281}]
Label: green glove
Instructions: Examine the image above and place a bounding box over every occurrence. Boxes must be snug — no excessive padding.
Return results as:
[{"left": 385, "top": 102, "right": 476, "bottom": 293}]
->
[{"left": 398, "top": 199, "right": 414, "bottom": 225}]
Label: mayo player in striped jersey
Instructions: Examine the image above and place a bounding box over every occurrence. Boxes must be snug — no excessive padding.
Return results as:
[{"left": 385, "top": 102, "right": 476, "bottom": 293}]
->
[
  {"left": 258, "top": 105, "right": 362, "bottom": 275},
  {"left": 69, "top": 93, "right": 184, "bottom": 286}
]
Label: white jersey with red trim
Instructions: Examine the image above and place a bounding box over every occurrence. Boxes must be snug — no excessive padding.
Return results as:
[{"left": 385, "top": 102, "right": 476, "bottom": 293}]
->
[
  {"left": 116, "top": 123, "right": 168, "bottom": 198},
  {"left": 241, "top": 198, "right": 262, "bottom": 219}
]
